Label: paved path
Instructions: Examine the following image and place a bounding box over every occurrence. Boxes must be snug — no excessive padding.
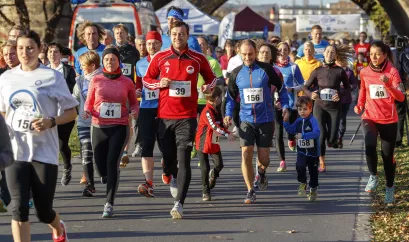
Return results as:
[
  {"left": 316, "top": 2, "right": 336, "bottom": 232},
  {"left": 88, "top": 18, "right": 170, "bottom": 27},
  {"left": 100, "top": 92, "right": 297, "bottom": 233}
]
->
[{"left": 0, "top": 112, "right": 372, "bottom": 242}]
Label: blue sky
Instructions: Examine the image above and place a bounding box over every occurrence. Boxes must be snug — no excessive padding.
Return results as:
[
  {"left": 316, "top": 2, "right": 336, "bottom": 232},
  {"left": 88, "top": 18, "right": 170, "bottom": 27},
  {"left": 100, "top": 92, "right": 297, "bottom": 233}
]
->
[{"left": 229, "top": 0, "right": 339, "bottom": 5}]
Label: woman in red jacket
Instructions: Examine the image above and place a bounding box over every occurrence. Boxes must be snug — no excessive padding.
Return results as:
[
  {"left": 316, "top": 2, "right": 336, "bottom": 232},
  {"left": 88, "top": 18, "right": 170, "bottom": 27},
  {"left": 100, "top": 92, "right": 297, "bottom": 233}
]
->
[
  {"left": 354, "top": 41, "right": 405, "bottom": 204},
  {"left": 84, "top": 46, "right": 139, "bottom": 217}
]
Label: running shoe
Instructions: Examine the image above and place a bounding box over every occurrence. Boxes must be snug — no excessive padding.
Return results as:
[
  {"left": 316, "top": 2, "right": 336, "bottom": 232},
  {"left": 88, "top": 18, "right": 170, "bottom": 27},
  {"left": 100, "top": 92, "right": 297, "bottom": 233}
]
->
[
  {"left": 61, "top": 166, "right": 72, "bottom": 186},
  {"left": 337, "top": 139, "right": 343, "bottom": 149},
  {"left": 244, "top": 190, "right": 256, "bottom": 204},
  {"left": 170, "top": 201, "right": 183, "bottom": 219},
  {"left": 102, "top": 203, "right": 114, "bottom": 218},
  {"left": 80, "top": 173, "right": 87, "bottom": 184},
  {"left": 298, "top": 183, "right": 307, "bottom": 196},
  {"left": 384, "top": 187, "right": 395, "bottom": 204},
  {"left": 308, "top": 188, "right": 317, "bottom": 201},
  {"left": 52, "top": 220, "right": 68, "bottom": 242},
  {"left": 191, "top": 146, "right": 197, "bottom": 159},
  {"left": 101, "top": 176, "right": 107, "bottom": 184},
  {"left": 277, "top": 160, "right": 287, "bottom": 172},
  {"left": 253, "top": 174, "right": 260, "bottom": 189},
  {"left": 120, "top": 152, "right": 129, "bottom": 168},
  {"left": 209, "top": 169, "right": 217, "bottom": 189},
  {"left": 202, "top": 193, "right": 211, "bottom": 201},
  {"left": 162, "top": 173, "right": 171, "bottom": 185},
  {"left": 258, "top": 168, "right": 268, "bottom": 190},
  {"left": 0, "top": 197, "right": 7, "bottom": 213},
  {"left": 138, "top": 183, "right": 154, "bottom": 197},
  {"left": 131, "top": 144, "right": 142, "bottom": 158},
  {"left": 365, "top": 175, "right": 379, "bottom": 193},
  {"left": 288, "top": 140, "right": 296, "bottom": 151},
  {"left": 170, "top": 177, "right": 178, "bottom": 198},
  {"left": 82, "top": 184, "right": 96, "bottom": 197}
]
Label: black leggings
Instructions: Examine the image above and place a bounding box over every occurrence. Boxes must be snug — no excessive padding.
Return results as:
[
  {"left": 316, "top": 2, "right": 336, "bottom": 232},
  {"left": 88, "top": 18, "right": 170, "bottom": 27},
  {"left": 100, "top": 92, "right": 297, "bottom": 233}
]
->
[
  {"left": 58, "top": 120, "right": 75, "bottom": 169},
  {"left": 198, "top": 150, "right": 224, "bottom": 194},
  {"left": 78, "top": 126, "right": 94, "bottom": 186},
  {"left": 313, "top": 105, "right": 341, "bottom": 156},
  {"left": 6, "top": 160, "right": 58, "bottom": 223},
  {"left": 338, "top": 103, "right": 351, "bottom": 139},
  {"left": 91, "top": 125, "right": 129, "bottom": 205},
  {"left": 362, "top": 119, "right": 397, "bottom": 187},
  {"left": 0, "top": 170, "right": 10, "bottom": 206},
  {"left": 274, "top": 109, "right": 298, "bottom": 161},
  {"left": 158, "top": 118, "right": 196, "bottom": 205}
]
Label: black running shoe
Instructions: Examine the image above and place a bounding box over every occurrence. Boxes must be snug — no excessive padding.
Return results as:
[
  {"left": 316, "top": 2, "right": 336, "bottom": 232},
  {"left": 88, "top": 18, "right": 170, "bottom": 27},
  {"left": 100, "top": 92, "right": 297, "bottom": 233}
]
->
[
  {"left": 61, "top": 166, "right": 72, "bottom": 186},
  {"left": 209, "top": 169, "right": 217, "bottom": 189},
  {"left": 258, "top": 168, "right": 268, "bottom": 190},
  {"left": 82, "top": 184, "right": 95, "bottom": 197}
]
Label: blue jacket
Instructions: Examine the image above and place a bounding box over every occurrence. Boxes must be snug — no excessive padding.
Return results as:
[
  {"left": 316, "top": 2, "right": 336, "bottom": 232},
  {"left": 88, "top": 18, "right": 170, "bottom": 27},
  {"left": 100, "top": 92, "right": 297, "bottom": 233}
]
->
[
  {"left": 136, "top": 56, "right": 158, "bottom": 109},
  {"left": 284, "top": 114, "right": 320, "bottom": 157},
  {"left": 161, "top": 34, "right": 202, "bottom": 53},
  {"left": 274, "top": 62, "right": 304, "bottom": 110},
  {"left": 74, "top": 44, "right": 105, "bottom": 75},
  {"left": 226, "top": 61, "right": 289, "bottom": 123}
]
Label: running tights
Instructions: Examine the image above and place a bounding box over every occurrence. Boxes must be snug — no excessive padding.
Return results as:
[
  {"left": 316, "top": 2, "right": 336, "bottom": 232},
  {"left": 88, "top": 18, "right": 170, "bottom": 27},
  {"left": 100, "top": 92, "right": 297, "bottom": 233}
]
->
[
  {"left": 198, "top": 151, "right": 224, "bottom": 194},
  {"left": 58, "top": 120, "right": 75, "bottom": 169},
  {"left": 313, "top": 105, "right": 341, "bottom": 156},
  {"left": 274, "top": 109, "right": 298, "bottom": 161},
  {"left": 78, "top": 126, "right": 94, "bottom": 186}
]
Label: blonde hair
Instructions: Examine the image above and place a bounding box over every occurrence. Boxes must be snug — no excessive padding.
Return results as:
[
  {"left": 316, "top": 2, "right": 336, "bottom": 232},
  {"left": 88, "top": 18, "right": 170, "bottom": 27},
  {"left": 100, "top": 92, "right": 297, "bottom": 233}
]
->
[
  {"left": 326, "top": 44, "right": 355, "bottom": 66},
  {"left": 277, "top": 42, "right": 290, "bottom": 51},
  {"left": 112, "top": 24, "right": 129, "bottom": 34},
  {"left": 304, "top": 41, "right": 315, "bottom": 53},
  {"left": 1, "top": 40, "right": 17, "bottom": 54},
  {"left": 76, "top": 20, "right": 105, "bottom": 44},
  {"left": 78, "top": 51, "right": 101, "bottom": 69}
]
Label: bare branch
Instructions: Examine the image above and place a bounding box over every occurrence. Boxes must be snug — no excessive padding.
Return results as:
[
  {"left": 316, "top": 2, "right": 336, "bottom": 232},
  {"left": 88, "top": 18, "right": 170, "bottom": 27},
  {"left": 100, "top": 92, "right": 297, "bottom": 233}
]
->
[
  {"left": 0, "top": 10, "right": 15, "bottom": 26},
  {"left": 0, "top": 4, "right": 15, "bottom": 9}
]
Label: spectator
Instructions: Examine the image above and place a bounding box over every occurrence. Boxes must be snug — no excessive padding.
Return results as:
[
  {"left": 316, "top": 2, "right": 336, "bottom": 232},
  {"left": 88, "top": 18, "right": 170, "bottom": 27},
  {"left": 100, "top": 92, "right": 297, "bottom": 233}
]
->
[
  {"left": 219, "top": 39, "right": 235, "bottom": 78},
  {"left": 214, "top": 46, "right": 223, "bottom": 62}
]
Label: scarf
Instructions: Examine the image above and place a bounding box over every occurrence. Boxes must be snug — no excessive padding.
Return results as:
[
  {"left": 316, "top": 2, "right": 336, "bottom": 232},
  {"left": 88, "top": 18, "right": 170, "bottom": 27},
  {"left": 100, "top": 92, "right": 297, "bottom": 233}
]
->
[
  {"left": 102, "top": 67, "right": 122, "bottom": 80},
  {"left": 369, "top": 60, "right": 388, "bottom": 73},
  {"left": 323, "top": 60, "right": 336, "bottom": 67},
  {"left": 276, "top": 56, "right": 289, "bottom": 67}
]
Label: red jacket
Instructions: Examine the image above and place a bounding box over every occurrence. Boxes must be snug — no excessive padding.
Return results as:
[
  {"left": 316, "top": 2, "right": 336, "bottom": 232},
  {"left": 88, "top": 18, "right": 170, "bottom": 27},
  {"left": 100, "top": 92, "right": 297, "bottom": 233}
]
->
[
  {"left": 357, "top": 62, "right": 405, "bottom": 124},
  {"left": 143, "top": 46, "right": 217, "bottom": 119},
  {"left": 196, "top": 103, "right": 230, "bottom": 154},
  {"left": 354, "top": 43, "right": 371, "bottom": 60}
]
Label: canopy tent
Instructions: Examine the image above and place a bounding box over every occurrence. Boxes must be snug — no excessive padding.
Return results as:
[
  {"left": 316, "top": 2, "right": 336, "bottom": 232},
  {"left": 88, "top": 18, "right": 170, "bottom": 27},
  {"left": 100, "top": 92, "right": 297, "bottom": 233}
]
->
[
  {"left": 218, "top": 6, "right": 276, "bottom": 47},
  {"left": 155, "top": 0, "right": 220, "bottom": 36}
]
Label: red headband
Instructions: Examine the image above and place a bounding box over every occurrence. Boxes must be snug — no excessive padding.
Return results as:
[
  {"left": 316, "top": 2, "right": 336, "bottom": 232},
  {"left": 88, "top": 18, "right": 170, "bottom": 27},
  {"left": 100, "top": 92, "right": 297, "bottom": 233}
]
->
[{"left": 146, "top": 31, "right": 162, "bottom": 43}]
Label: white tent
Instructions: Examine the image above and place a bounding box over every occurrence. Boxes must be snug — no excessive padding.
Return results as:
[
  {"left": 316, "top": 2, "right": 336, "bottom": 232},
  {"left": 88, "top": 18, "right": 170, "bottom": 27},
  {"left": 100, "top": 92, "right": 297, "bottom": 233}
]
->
[{"left": 155, "top": 0, "right": 220, "bottom": 36}]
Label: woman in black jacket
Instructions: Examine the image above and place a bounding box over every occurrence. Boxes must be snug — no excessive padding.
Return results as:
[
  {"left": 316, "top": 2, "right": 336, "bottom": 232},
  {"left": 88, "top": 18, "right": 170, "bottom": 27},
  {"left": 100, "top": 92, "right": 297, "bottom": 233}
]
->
[{"left": 47, "top": 42, "right": 77, "bottom": 186}]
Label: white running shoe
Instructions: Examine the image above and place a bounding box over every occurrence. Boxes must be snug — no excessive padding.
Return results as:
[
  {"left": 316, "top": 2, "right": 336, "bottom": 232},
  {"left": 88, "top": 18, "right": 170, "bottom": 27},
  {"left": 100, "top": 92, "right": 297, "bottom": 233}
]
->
[
  {"left": 170, "top": 201, "right": 183, "bottom": 219},
  {"left": 131, "top": 145, "right": 142, "bottom": 158},
  {"left": 170, "top": 177, "right": 178, "bottom": 198}
]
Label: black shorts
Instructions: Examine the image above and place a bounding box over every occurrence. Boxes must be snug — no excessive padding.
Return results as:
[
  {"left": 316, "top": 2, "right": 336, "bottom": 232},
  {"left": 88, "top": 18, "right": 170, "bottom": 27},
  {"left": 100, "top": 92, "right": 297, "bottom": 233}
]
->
[
  {"left": 239, "top": 121, "right": 274, "bottom": 148},
  {"left": 138, "top": 108, "right": 158, "bottom": 157}
]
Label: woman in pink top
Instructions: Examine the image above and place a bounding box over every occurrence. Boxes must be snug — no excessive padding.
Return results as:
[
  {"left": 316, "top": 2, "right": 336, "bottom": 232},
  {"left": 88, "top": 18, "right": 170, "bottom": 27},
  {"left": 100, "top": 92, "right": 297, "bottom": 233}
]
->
[{"left": 84, "top": 46, "right": 138, "bottom": 217}]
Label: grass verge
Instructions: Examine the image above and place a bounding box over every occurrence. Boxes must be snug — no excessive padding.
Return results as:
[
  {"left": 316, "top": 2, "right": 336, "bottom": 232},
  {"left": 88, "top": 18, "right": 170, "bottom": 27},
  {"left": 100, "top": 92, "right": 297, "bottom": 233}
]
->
[
  {"left": 59, "top": 124, "right": 80, "bottom": 162},
  {"left": 371, "top": 134, "right": 409, "bottom": 241}
]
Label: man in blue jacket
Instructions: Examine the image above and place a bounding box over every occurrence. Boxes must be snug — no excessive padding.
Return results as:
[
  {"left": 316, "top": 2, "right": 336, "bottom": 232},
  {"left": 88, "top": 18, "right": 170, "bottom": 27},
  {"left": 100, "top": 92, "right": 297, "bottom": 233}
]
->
[
  {"left": 224, "top": 39, "right": 289, "bottom": 204},
  {"left": 160, "top": 6, "right": 201, "bottom": 53}
]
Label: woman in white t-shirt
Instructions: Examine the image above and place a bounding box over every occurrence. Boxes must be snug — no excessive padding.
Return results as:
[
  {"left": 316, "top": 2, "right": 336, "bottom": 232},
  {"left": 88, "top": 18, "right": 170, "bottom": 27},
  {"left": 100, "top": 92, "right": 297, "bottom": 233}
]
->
[{"left": 0, "top": 30, "right": 78, "bottom": 242}]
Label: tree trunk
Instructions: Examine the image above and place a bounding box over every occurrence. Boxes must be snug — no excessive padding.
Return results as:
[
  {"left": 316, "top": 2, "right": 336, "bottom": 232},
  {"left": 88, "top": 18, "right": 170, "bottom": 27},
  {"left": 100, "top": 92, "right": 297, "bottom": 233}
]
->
[
  {"left": 14, "top": 0, "right": 30, "bottom": 29},
  {"left": 43, "top": 0, "right": 68, "bottom": 43}
]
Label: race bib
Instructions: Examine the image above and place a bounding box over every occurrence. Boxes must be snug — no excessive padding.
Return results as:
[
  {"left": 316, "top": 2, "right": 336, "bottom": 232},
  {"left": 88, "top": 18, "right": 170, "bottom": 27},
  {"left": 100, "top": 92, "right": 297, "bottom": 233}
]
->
[
  {"left": 121, "top": 63, "right": 132, "bottom": 76},
  {"left": 12, "top": 109, "right": 36, "bottom": 133},
  {"left": 169, "top": 81, "right": 191, "bottom": 97},
  {"left": 369, "top": 85, "right": 389, "bottom": 99},
  {"left": 243, "top": 88, "right": 264, "bottom": 104},
  {"left": 297, "top": 139, "right": 314, "bottom": 148},
  {"left": 145, "top": 89, "right": 159, "bottom": 101},
  {"left": 315, "top": 48, "right": 325, "bottom": 55},
  {"left": 320, "top": 88, "right": 336, "bottom": 101},
  {"left": 100, "top": 102, "right": 121, "bottom": 118},
  {"left": 211, "top": 133, "right": 220, "bottom": 144}
]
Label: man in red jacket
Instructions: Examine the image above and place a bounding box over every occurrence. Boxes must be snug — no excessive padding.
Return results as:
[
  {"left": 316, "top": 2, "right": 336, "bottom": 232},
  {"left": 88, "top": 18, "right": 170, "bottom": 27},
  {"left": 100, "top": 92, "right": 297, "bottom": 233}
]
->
[{"left": 143, "top": 21, "right": 217, "bottom": 219}]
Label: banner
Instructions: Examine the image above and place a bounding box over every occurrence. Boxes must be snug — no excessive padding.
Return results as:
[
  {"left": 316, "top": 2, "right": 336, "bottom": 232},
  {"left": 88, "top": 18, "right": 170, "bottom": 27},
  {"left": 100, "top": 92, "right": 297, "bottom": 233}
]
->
[
  {"left": 296, "top": 14, "right": 361, "bottom": 32},
  {"left": 218, "top": 12, "right": 236, "bottom": 48}
]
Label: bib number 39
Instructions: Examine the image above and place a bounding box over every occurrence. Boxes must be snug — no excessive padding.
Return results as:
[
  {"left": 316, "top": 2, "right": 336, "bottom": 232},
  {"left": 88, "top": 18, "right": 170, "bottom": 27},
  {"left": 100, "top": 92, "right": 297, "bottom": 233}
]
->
[
  {"left": 169, "top": 81, "right": 191, "bottom": 97},
  {"left": 100, "top": 103, "right": 121, "bottom": 118},
  {"left": 297, "top": 139, "right": 314, "bottom": 148}
]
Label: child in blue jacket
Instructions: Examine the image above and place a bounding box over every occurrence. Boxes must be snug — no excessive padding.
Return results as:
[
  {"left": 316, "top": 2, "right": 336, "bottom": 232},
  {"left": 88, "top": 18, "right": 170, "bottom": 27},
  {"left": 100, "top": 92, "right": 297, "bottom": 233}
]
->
[{"left": 284, "top": 96, "right": 321, "bottom": 201}]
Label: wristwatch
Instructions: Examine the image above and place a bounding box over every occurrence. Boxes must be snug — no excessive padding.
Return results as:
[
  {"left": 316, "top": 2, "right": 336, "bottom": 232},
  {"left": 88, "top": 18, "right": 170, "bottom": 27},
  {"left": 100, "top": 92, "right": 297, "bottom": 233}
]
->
[{"left": 48, "top": 117, "right": 56, "bottom": 128}]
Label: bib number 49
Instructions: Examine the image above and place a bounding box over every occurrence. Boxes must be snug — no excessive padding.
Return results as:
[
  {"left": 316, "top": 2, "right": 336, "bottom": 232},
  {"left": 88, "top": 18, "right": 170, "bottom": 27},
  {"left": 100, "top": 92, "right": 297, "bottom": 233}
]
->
[{"left": 375, "top": 90, "right": 385, "bottom": 98}]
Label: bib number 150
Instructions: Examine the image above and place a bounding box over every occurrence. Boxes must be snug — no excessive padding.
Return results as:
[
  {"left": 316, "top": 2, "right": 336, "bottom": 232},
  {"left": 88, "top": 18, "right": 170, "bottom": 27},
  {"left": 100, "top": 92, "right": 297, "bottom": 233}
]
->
[{"left": 16, "top": 119, "right": 34, "bottom": 131}]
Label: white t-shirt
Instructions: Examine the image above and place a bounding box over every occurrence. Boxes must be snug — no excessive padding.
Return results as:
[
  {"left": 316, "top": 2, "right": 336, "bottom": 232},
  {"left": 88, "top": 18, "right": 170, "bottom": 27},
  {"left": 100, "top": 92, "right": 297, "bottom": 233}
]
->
[
  {"left": 227, "top": 55, "right": 243, "bottom": 74},
  {"left": 0, "top": 65, "right": 79, "bottom": 165}
]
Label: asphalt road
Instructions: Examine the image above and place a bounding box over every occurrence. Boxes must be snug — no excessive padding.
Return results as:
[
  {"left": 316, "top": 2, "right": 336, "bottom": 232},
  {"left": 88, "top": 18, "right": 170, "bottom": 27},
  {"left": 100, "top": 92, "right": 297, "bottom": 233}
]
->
[{"left": 0, "top": 111, "right": 372, "bottom": 242}]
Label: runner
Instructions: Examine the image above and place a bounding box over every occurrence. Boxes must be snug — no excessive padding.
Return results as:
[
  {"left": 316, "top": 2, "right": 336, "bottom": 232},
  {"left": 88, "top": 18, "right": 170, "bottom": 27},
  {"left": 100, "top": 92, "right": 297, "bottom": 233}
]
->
[
  {"left": 101, "top": 29, "right": 114, "bottom": 46},
  {"left": 355, "top": 41, "right": 405, "bottom": 204},
  {"left": 283, "top": 96, "right": 320, "bottom": 201},
  {"left": 297, "top": 25, "right": 329, "bottom": 62},
  {"left": 333, "top": 58, "right": 358, "bottom": 149},
  {"left": 74, "top": 21, "right": 106, "bottom": 75},
  {"left": 7, "top": 24, "right": 28, "bottom": 41},
  {"left": 135, "top": 31, "right": 163, "bottom": 197},
  {"left": 135, "top": 35, "right": 147, "bottom": 58},
  {"left": 275, "top": 42, "right": 305, "bottom": 171},
  {"left": 1, "top": 40, "right": 20, "bottom": 75},
  {"left": 113, "top": 23, "right": 141, "bottom": 167},
  {"left": 353, "top": 52, "right": 368, "bottom": 87},
  {"left": 47, "top": 42, "right": 77, "bottom": 186},
  {"left": 302, "top": 44, "right": 353, "bottom": 172},
  {"left": 196, "top": 86, "right": 235, "bottom": 201},
  {"left": 224, "top": 39, "right": 289, "bottom": 204},
  {"left": 0, "top": 30, "right": 77, "bottom": 242},
  {"left": 354, "top": 32, "right": 371, "bottom": 61},
  {"left": 192, "top": 36, "right": 224, "bottom": 159},
  {"left": 219, "top": 39, "right": 235, "bottom": 78},
  {"left": 295, "top": 41, "right": 322, "bottom": 81},
  {"left": 160, "top": 6, "right": 201, "bottom": 53},
  {"left": 84, "top": 45, "right": 139, "bottom": 217},
  {"left": 73, "top": 51, "right": 103, "bottom": 196},
  {"left": 143, "top": 21, "right": 217, "bottom": 219}
]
